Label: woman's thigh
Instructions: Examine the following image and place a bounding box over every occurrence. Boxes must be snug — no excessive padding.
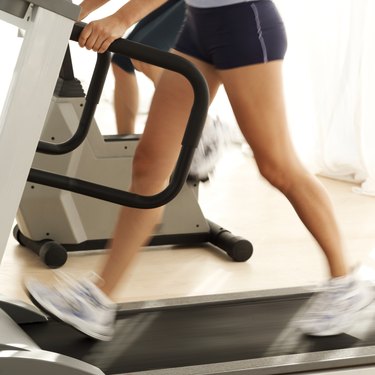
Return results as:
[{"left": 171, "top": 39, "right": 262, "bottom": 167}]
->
[
  {"left": 219, "top": 61, "right": 298, "bottom": 168},
  {"left": 133, "top": 51, "right": 221, "bottom": 191}
]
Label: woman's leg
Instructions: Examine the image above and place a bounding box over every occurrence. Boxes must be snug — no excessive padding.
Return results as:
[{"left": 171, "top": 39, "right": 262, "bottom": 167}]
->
[
  {"left": 111, "top": 0, "right": 185, "bottom": 135},
  {"left": 24, "top": 53, "right": 219, "bottom": 341},
  {"left": 219, "top": 60, "right": 348, "bottom": 278},
  {"left": 100, "top": 53, "right": 221, "bottom": 296},
  {"left": 133, "top": 59, "right": 163, "bottom": 84},
  {"left": 112, "top": 62, "right": 139, "bottom": 135},
  {"left": 112, "top": 61, "right": 163, "bottom": 135}
]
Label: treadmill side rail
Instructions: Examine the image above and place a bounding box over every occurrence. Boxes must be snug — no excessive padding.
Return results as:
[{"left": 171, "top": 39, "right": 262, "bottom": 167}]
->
[
  {"left": 0, "top": 309, "right": 39, "bottom": 351},
  {"left": 27, "top": 0, "right": 80, "bottom": 21},
  {"left": 0, "top": 295, "right": 47, "bottom": 324},
  {"left": 0, "top": 0, "right": 29, "bottom": 18},
  {"left": 0, "top": 350, "right": 104, "bottom": 375},
  {"left": 0, "top": 5, "right": 75, "bottom": 264},
  {"left": 121, "top": 353, "right": 375, "bottom": 375},
  {"left": 0, "top": 4, "right": 33, "bottom": 29},
  {"left": 0, "top": 0, "right": 80, "bottom": 21}
]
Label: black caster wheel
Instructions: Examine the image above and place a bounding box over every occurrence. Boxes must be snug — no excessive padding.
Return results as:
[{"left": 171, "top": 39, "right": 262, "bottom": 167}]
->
[
  {"left": 12, "top": 225, "right": 67, "bottom": 268},
  {"left": 13, "top": 225, "right": 23, "bottom": 245},
  {"left": 208, "top": 220, "right": 253, "bottom": 262},
  {"left": 39, "top": 241, "right": 68, "bottom": 268}
]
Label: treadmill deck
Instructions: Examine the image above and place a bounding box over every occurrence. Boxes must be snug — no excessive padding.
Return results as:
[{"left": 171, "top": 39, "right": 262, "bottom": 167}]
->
[{"left": 21, "top": 287, "right": 375, "bottom": 374}]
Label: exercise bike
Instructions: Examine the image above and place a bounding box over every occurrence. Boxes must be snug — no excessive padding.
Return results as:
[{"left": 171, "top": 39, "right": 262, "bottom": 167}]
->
[{"left": 13, "top": 24, "right": 253, "bottom": 268}]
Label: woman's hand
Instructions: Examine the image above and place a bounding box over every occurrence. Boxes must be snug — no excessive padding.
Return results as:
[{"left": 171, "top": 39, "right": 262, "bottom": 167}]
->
[
  {"left": 77, "top": 0, "right": 167, "bottom": 53},
  {"left": 78, "top": 14, "right": 128, "bottom": 53}
]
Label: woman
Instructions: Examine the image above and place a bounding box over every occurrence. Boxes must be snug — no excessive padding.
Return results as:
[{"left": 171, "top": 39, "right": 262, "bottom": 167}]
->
[
  {"left": 111, "top": 0, "right": 185, "bottom": 134},
  {"left": 26, "top": 0, "right": 373, "bottom": 340}
]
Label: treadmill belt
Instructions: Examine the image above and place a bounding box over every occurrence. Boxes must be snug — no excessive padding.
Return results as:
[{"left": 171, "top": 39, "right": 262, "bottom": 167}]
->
[{"left": 21, "top": 292, "right": 375, "bottom": 374}]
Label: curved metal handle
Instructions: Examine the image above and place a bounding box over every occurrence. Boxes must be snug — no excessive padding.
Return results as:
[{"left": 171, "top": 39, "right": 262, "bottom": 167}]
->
[{"left": 29, "top": 22, "right": 209, "bottom": 209}]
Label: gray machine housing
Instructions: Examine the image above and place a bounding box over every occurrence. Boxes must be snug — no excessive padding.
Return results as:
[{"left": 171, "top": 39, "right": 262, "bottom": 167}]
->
[{"left": 17, "top": 95, "right": 208, "bottom": 245}]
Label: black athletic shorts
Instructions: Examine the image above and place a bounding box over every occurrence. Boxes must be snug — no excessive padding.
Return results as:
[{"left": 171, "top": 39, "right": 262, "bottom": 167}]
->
[
  {"left": 174, "top": 0, "right": 287, "bottom": 69},
  {"left": 112, "top": 0, "right": 186, "bottom": 73}
]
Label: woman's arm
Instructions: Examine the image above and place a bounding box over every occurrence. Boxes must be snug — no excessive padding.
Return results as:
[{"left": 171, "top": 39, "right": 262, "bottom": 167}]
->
[
  {"left": 78, "top": 0, "right": 168, "bottom": 53},
  {"left": 79, "top": 0, "right": 110, "bottom": 20}
]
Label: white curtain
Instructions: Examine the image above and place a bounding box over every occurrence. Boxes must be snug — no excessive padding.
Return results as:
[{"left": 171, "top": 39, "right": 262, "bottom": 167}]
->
[
  {"left": 276, "top": 0, "right": 375, "bottom": 195},
  {"left": 2, "top": 0, "right": 375, "bottom": 196}
]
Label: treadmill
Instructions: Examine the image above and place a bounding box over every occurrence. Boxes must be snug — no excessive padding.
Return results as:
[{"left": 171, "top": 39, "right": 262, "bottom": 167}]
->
[
  {"left": 2, "top": 287, "right": 375, "bottom": 374},
  {"left": 1, "top": 1, "right": 375, "bottom": 375}
]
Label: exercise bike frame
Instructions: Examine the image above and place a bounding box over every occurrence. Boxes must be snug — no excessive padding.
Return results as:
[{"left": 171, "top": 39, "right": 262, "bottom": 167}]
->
[{"left": 28, "top": 22, "right": 209, "bottom": 209}]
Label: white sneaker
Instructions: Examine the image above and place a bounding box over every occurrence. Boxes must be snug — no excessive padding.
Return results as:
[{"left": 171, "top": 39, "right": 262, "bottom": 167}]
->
[
  {"left": 25, "top": 272, "right": 117, "bottom": 341},
  {"left": 189, "top": 115, "right": 227, "bottom": 182},
  {"left": 297, "top": 272, "right": 374, "bottom": 336}
]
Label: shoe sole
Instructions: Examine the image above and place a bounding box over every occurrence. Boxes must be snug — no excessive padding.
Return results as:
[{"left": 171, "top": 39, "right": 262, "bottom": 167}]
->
[{"left": 26, "top": 286, "right": 114, "bottom": 342}]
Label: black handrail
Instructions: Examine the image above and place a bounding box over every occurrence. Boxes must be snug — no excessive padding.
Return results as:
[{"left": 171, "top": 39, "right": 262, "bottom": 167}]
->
[{"left": 28, "top": 22, "right": 209, "bottom": 209}]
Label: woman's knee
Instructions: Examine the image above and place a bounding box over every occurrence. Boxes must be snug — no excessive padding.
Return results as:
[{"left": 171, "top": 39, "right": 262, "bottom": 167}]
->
[
  {"left": 131, "top": 150, "right": 155, "bottom": 190},
  {"left": 256, "top": 157, "right": 301, "bottom": 193},
  {"left": 131, "top": 148, "right": 169, "bottom": 195}
]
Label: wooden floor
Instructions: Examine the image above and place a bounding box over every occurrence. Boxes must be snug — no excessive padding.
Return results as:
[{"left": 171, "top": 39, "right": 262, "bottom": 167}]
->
[{"left": 2, "top": 146, "right": 375, "bottom": 305}]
